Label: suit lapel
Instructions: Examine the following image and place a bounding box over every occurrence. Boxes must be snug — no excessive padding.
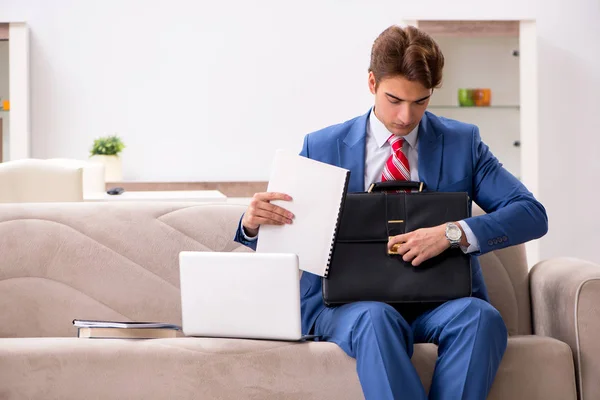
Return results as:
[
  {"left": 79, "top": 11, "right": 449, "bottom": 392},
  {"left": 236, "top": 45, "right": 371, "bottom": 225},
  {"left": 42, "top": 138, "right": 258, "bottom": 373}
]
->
[
  {"left": 418, "top": 112, "right": 443, "bottom": 191},
  {"left": 337, "top": 110, "right": 369, "bottom": 192}
]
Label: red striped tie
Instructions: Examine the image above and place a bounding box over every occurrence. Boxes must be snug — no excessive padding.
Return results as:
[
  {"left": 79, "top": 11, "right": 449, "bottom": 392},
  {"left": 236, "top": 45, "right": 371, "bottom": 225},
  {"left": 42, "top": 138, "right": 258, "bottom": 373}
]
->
[{"left": 381, "top": 134, "right": 410, "bottom": 183}]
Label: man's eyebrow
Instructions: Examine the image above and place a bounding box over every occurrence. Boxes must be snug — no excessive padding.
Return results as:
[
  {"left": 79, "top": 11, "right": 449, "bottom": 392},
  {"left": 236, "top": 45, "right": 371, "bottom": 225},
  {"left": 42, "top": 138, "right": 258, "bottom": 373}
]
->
[{"left": 384, "top": 92, "right": 431, "bottom": 103}]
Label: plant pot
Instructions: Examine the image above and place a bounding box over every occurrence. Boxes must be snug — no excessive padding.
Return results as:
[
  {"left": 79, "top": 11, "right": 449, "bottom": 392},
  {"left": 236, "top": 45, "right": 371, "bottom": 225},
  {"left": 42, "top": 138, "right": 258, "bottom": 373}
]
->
[{"left": 89, "top": 155, "right": 122, "bottom": 181}]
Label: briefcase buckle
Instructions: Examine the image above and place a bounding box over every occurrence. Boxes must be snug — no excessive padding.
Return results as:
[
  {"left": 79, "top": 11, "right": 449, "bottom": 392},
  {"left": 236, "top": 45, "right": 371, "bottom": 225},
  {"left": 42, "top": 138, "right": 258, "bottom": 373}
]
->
[{"left": 388, "top": 236, "right": 403, "bottom": 255}]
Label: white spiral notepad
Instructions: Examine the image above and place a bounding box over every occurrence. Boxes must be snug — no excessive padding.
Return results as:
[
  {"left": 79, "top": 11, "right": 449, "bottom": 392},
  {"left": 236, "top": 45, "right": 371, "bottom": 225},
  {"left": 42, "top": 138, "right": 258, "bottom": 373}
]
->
[{"left": 256, "top": 150, "right": 350, "bottom": 277}]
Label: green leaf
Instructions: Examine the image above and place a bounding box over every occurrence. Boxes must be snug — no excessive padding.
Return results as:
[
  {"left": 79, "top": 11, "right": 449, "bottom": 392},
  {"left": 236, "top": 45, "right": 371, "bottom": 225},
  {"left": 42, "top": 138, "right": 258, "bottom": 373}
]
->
[{"left": 90, "top": 135, "right": 126, "bottom": 156}]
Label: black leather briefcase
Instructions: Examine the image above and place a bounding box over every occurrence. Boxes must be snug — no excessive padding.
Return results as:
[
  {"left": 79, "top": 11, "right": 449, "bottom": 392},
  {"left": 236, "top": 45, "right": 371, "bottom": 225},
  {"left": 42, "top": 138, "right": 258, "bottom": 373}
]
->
[{"left": 322, "top": 181, "right": 472, "bottom": 306}]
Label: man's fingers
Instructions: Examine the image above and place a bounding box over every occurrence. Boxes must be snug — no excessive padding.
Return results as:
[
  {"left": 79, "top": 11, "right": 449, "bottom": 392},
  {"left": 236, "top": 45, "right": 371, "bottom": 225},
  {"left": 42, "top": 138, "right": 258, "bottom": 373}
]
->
[
  {"left": 253, "top": 209, "right": 292, "bottom": 225},
  {"left": 396, "top": 242, "right": 411, "bottom": 256},
  {"left": 411, "top": 255, "right": 425, "bottom": 267},
  {"left": 243, "top": 192, "right": 293, "bottom": 232},
  {"left": 402, "top": 249, "right": 419, "bottom": 263},
  {"left": 250, "top": 192, "right": 294, "bottom": 220},
  {"left": 390, "top": 241, "right": 410, "bottom": 255},
  {"left": 252, "top": 216, "right": 284, "bottom": 226},
  {"left": 256, "top": 201, "right": 294, "bottom": 220},
  {"left": 246, "top": 216, "right": 283, "bottom": 228},
  {"left": 255, "top": 192, "right": 293, "bottom": 202},
  {"left": 388, "top": 233, "right": 410, "bottom": 251}
]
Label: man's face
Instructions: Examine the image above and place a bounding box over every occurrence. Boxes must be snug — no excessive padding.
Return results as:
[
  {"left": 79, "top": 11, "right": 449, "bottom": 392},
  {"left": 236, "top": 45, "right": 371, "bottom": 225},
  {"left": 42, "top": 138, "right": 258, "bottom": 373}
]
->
[{"left": 368, "top": 72, "right": 432, "bottom": 136}]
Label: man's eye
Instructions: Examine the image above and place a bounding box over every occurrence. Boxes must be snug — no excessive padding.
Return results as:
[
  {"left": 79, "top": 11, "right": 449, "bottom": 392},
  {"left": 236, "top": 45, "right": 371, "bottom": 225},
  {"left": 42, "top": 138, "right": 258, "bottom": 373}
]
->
[
  {"left": 415, "top": 101, "right": 426, "bottom": 106},
  {"left": 388, "top": 99, "right": 400, "bottom": 104}
]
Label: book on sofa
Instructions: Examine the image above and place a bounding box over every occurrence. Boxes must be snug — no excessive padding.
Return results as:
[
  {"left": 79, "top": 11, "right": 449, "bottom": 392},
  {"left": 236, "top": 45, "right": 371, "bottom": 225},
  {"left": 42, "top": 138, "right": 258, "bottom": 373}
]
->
[{"left": 73, "top": 319, "right": 181, "bottom": 339}]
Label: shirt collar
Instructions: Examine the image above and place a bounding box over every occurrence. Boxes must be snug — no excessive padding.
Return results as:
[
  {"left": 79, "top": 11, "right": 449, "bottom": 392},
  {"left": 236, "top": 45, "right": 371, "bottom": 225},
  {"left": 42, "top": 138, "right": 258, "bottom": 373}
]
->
[{"left": 368, "top": 107, "right": 419, "bottom": 149}]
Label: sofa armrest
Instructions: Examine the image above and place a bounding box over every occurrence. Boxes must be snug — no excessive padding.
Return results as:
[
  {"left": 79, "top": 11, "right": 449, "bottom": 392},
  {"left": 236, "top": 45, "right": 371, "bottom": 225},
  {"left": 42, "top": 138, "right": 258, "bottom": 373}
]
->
[{"left": 530, "top": 257, "right": 600, "bottom": 400}]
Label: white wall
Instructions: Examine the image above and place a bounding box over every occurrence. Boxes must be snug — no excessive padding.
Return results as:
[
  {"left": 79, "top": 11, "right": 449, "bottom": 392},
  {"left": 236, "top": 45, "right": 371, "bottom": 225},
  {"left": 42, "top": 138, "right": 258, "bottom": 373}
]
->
[
  {"left": 0, "top": 0, "right": 536, "bottom": 182},
  {"left": 1, "top": 0, "right": 599, "bottom": 264},
  {"left": 3, "top": 0, "right": 384, "bottom": 181},
  {"left": 534, "top": 0, "right": 600, "bottom": 264}
]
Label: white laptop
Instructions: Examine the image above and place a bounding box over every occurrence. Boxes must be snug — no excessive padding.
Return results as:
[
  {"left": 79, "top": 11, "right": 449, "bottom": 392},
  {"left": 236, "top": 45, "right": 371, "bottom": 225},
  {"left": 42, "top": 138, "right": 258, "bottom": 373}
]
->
[{"left": 179, "top": 251, "right": 314, "bottom": 341}]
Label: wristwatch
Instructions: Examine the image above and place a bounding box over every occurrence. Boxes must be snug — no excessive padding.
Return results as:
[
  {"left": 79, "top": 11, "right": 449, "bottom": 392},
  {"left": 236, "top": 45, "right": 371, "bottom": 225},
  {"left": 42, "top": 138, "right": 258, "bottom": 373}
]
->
[{"left": 445, "top": 222, "right": 462, "bottom": 248}]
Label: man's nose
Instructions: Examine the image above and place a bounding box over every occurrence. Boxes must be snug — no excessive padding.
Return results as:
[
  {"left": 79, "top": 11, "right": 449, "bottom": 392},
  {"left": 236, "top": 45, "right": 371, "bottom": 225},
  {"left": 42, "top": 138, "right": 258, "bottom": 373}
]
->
[{"left": 396, "top": 103, "right": 413, "bottom": 125}]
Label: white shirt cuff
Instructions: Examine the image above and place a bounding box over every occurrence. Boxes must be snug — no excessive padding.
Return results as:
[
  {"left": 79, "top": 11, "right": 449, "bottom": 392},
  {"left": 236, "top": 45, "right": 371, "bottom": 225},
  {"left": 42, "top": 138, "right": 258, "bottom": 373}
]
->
[
  {"left": 457, "top": 220, "right": 480, "bottom": 254},
  {"left": 241, "top": 224, "right": 259, "bottom": 242}
]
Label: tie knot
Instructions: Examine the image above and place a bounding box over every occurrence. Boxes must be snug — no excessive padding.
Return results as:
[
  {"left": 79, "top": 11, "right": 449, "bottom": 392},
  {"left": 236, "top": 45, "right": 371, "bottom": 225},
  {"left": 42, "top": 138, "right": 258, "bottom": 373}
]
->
[{"left": 387, "top": 135, "right": 404, "bottom": 153}]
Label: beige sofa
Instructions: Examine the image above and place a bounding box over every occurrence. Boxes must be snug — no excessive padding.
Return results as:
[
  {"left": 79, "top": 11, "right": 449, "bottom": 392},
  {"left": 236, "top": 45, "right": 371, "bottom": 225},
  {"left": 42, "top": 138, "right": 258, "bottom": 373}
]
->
[{"left": 0, "top": 202, "right": 598, "bottom": 399}]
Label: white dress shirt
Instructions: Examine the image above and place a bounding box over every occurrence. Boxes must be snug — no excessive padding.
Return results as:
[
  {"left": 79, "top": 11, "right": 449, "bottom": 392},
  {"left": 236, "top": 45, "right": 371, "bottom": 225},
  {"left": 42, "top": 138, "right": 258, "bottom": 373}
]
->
[
  {"left": 365, "top": 108, "right": 480, "bottom": 253},
  {"left": 364, "top": 109, "right": 420, "bottom": 186}
]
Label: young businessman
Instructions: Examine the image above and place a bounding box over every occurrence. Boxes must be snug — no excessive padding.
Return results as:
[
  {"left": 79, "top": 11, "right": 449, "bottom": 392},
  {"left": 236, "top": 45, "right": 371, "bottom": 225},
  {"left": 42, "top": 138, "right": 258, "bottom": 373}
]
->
[{"left": 234, "top": 25, "right": 548, "bottom": 400}]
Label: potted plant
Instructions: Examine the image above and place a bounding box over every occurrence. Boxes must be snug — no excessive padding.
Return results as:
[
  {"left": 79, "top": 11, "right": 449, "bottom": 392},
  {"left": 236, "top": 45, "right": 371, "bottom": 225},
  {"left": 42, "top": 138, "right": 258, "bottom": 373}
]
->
[{"left": 89, "top": 135, "right": 126, "bottom": 181}]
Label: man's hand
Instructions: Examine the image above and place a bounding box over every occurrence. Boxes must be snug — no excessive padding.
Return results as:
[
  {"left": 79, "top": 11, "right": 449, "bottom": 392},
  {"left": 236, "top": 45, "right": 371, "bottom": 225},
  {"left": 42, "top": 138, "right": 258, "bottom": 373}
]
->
[
  {"left": 241, "top": 192, "right": 294, "bottom": 237},
  {"left": 387, "top": 223, "right": 464, "bottom": 266}
]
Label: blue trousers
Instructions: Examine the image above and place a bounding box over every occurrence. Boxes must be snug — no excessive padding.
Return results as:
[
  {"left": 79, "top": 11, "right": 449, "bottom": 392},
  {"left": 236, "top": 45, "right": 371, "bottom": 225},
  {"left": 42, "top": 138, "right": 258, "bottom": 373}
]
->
[{"left": 314, "top": 298, "right": 508, "bottom": 400}]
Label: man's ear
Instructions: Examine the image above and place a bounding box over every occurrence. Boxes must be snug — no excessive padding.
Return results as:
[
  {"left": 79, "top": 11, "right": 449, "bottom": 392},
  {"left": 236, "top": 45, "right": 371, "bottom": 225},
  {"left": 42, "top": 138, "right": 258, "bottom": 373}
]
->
[{"left": 368, "top": 71, "right": 377, "bottom": 95}]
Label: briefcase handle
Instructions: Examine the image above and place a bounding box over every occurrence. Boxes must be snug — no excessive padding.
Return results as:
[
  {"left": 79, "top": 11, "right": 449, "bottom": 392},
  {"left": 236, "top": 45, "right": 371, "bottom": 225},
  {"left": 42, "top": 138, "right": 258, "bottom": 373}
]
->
[{"left": 367, "top": 181, "right": 425, "bottom": 193}]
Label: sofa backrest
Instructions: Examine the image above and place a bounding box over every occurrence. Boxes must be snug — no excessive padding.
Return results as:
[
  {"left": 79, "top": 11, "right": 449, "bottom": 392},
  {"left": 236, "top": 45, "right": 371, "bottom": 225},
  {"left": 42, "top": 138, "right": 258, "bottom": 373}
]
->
[
  {"left": 472, "top": 204, "right": 532, "bottom": 335},
  {"left": 0, "top": 202, "right": 531, "bottom": 338}
]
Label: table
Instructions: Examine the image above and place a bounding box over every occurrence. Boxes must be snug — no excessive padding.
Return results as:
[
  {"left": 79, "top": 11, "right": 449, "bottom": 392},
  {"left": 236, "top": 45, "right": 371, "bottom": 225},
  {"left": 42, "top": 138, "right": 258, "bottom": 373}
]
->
[{"left": 84, "top": 190, "right": 227, "bottom": 202}]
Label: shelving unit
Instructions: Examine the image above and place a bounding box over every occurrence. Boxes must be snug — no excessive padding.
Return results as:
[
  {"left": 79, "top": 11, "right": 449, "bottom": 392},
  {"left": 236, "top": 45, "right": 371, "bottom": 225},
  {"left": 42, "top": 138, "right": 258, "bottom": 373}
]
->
[
  {"left": 0, "top": 27, "right": 9, "bottom": 162},
  {"left": 409, "top": 20, "right": 522, "bottom": 178}
]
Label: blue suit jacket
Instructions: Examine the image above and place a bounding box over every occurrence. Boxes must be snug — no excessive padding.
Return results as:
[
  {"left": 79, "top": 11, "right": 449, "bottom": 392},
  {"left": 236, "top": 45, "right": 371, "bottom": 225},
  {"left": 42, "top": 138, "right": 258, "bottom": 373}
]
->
[{"left": 235, "top": 110, "right": 548, "bottom": 335}]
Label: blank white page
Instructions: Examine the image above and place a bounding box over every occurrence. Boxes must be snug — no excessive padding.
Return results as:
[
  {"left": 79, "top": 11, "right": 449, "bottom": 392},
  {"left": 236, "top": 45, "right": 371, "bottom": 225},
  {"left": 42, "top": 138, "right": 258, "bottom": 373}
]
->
[{"left": 256, "top": 150, "right": 349, "bottom": 277}]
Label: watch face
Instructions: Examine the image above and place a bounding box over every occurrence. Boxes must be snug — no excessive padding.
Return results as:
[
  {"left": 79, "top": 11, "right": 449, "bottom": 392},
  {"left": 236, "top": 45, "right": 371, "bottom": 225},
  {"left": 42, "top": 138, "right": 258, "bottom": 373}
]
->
[{"left": 447, "top": 225, "right": 462, "bottom": 241}]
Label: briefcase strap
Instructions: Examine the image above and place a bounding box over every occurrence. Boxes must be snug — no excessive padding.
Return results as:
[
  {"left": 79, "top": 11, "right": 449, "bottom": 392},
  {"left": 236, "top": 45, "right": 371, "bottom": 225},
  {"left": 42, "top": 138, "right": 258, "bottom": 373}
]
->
[{"left": 367, "top": 181, "right": 425, "bottom": 193}]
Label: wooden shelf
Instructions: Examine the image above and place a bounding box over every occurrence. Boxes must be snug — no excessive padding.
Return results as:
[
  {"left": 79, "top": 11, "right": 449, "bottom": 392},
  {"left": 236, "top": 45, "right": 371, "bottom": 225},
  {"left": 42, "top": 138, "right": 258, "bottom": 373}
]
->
[
  {"left": 417, "top": 21, "right": 519, "bottom": 38},
  {"left": 105, "top": 181, "right": 268, "bottom": 198},
  {"left": 428, "top": 105, "right": 520, "bottom": 109}
]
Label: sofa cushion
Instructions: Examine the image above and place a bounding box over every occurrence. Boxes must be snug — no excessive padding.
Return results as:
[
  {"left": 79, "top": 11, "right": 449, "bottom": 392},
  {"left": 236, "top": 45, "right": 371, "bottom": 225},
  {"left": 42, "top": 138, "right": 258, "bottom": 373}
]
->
[
  {"left": 0, "top": 336, "right": 575, "bottom": 400},
  {"left": 412, "top": 336, "right": 576, "bottom": 399}
]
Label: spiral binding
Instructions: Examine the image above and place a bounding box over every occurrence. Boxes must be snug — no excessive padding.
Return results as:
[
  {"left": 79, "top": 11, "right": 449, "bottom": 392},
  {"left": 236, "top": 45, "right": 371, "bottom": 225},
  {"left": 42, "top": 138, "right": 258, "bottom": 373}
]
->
[{"left": 324, "top": 171, "right": 351, "bottom": 278}]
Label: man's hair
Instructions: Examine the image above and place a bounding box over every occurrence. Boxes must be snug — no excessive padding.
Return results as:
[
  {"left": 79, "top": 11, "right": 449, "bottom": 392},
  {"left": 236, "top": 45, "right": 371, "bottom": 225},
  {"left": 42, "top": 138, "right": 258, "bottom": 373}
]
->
[{"left": 369, "top": 25, "right": 444, "bottom": 89}]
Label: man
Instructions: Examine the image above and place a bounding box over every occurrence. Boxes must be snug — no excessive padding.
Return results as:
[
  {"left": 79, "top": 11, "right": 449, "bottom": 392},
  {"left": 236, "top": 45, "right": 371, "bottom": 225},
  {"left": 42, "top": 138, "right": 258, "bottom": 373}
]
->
[{"left": 234, "top": 25, "right": 548, "bottom": 400}]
